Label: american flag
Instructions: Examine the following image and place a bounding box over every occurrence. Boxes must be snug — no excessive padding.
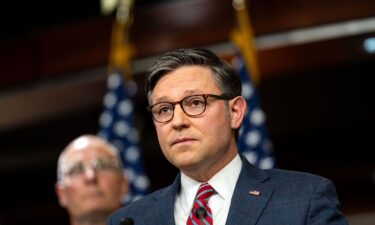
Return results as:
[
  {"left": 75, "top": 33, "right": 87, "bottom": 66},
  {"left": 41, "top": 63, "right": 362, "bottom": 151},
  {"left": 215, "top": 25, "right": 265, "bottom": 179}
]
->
[
  {"left": 98, "top": 71, "right": 150, "bottom": 203},
  {"left": 234, "top": 56, "right": 275, "bottom": 169}
]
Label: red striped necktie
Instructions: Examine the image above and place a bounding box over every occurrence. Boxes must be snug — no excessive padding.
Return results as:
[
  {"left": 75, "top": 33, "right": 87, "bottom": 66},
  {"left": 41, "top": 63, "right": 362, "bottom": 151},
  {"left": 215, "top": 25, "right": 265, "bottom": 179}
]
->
[{"left": 187, "top": 183, "right": 215, "bottom": 225}]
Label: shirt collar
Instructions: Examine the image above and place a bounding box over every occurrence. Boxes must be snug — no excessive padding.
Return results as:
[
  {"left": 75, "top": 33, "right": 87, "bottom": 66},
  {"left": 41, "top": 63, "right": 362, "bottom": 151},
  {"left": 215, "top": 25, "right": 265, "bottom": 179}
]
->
[{"left": 179, "top": 154, "right": 242, "bottom": 216}]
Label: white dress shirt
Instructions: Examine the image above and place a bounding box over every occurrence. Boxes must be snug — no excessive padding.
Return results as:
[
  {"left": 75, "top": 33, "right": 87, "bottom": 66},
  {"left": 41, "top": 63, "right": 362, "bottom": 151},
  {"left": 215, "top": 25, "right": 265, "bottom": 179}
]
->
[{"left": 174, "top": 154, "right": 242, "bottom": 225}]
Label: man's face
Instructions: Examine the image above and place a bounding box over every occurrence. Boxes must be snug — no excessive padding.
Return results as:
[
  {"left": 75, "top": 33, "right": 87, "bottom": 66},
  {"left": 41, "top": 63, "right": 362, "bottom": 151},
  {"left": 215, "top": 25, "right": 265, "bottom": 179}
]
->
[
  {"left": 150, "top": 65, "right": 241, "bottom": 180},
  {"left": 56, "top": 138, "right": 127, "bottom": 218}
]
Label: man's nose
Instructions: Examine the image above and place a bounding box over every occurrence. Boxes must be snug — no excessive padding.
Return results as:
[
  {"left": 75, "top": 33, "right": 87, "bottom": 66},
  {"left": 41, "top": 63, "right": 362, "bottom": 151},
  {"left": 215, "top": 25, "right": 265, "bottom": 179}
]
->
[
  {"left": 83, "top": 166, "right": 97, "bottom": 181},
  {"left": 171, "top": 104, "right": 189, "bottom": 128}
]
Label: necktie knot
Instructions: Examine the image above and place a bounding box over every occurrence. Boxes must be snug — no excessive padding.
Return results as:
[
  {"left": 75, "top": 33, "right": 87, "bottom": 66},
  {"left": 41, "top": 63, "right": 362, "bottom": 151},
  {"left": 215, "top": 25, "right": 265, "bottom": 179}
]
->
[{"left": 196, "top": 183, "right": 215, "bottom": 201}]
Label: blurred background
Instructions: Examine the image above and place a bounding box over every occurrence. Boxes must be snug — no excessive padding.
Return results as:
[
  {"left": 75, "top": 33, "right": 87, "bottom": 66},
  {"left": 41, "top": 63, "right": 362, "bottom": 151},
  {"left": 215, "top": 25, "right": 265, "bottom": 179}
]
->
[{"left": 0, "top": 0, "right": 374, "bottom": 224}]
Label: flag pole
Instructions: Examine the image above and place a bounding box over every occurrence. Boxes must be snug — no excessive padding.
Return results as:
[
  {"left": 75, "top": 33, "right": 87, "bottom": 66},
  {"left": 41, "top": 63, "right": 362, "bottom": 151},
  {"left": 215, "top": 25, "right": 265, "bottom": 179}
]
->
[
  {"left": 106, "top": 0, "right": 135, "bottom": 81},
  {"left": 230, "top": 0, "right": 261, "bottom": 86}
]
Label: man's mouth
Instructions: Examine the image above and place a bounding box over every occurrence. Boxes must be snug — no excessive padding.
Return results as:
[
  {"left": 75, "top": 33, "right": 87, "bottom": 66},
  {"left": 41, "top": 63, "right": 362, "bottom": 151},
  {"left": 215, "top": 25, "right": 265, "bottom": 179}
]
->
[{"left": 172, "top": 137, "right": 195, "bottom": 146}]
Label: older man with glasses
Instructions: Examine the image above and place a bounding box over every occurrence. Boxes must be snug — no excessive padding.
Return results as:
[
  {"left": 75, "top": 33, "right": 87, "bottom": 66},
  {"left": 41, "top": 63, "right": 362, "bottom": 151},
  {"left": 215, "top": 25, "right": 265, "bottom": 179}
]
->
[{"left": 55, "top": 135, "right": 128, "bottom": 225}]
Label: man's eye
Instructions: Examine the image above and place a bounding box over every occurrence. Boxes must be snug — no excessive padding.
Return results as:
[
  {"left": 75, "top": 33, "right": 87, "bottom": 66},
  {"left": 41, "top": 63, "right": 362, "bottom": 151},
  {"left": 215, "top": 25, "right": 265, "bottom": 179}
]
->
[
  {"left": 67, "top": 164, "right": 84, "bottom": 175},
  {"left": 186, "top": 98, "right": 205, "bottom": 108},
  {"left": 192, "top": 99, "right": 204, "bottom": 106},
  {"left": 157, "top": 105, "right": 172, "bottom": 115},
  {"left": 94, "top": 160, "right": 114, "bottom": 170}
]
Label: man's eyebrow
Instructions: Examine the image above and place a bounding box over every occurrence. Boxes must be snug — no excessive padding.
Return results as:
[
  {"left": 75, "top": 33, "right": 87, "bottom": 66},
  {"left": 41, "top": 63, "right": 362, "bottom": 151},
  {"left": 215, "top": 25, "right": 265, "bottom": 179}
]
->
[
  {"left": 152, "top": 96, "right": 170, "bottom": 103},
  {"left": 152, "top": 89, "right": 204, "bottom": 103}
]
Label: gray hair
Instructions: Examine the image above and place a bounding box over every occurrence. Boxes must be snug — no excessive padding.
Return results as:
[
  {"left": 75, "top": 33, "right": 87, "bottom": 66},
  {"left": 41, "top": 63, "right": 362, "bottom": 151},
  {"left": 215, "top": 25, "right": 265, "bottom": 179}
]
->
[{"left": 145, "top": 48, "right": 242, "bottom": 104}]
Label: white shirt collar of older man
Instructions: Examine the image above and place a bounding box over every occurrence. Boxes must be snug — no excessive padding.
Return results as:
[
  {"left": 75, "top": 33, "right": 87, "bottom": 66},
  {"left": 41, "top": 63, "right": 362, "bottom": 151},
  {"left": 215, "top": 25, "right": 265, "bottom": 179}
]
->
[{"left": 174, "top": 154, "right": 242, "bottom": 225}]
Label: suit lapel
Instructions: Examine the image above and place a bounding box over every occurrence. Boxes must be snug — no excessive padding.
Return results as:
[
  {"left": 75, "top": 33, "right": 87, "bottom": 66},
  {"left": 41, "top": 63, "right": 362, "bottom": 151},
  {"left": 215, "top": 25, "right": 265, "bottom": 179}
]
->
[
  {"left": 226, "top": 156, "right": 274, "bottom": 225},
  {"left": 145, "top": 174, "right": 181, "bottom": 225}
]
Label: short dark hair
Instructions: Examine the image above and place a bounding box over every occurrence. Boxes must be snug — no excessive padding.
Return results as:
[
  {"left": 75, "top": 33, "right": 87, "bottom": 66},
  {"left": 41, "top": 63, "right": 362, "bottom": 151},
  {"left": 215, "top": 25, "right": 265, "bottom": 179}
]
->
[
  {"left": 145, "top": 48, "right": 243, "bottom": 140},
  {"left": 145, "top": 48, "right": 242, "bottom": 103}
]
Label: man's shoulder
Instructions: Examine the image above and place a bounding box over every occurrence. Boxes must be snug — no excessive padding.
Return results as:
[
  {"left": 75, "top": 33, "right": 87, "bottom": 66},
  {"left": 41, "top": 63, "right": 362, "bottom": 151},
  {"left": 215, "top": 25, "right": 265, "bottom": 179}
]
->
[
  {"left": 260, "top": 168, "right": 336, "bottom": 195},
  {"left": 118, "top": 185, "right": 171, "bottom": 211},
  {"left": 107, "top": 185, "right": 175, "bottom": 224},
  {"left": 265, "top": 168, "right": 330, "bottom": 183},
  {"left": 241, "top": 156, "right": 333, "bottom": 189}
]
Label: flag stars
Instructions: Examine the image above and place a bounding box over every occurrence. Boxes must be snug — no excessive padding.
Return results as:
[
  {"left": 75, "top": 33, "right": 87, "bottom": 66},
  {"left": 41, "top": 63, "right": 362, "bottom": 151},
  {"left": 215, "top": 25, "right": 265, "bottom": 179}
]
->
[
  {"left": 242, "top": 81, "right": 254, "bottom": 99},
  {"left": 134, "top": 175, "right": 150, "bottom": 191},
  {"left": 234, "top": 56, "right": 275, "bottom": 169},
  {"left": 259, "top": 157, "right": 274, "bottom": 169},
  {"left": 99, "top": 73, "right": 152, "bottom": 202},
  {"left": 104, "top": 92, "right": 117, "bottom": 108},
  {"left": 250, "top": 108, "right": 265, "bottom": 126},
  {"left": 99, "top": 111, "right": 113, "bottom": 127},
  {"left": 118, "top": 99, "right": 133, "bottom": 116},
  {"left": 125, "top": 146, "right": 140, "bottom": 163},
  {"left": 243, "top": 151, "right": 258, "bottom": 164},
  {"left": 113, "top": 121, "right": 130, "bottom": 137},
  {"left": 107, "top": 72, "right": 122, "bottom": 89},
  {"left": 245, "top": 130, "right": 261, "bottom": 147}
]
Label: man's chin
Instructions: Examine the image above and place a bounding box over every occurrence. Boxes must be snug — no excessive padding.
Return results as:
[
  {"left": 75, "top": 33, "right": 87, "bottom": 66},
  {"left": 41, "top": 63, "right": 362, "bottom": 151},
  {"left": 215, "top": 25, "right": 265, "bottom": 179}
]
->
[
  {"left": 75, "top": 207, "right": 114, "bottom": 223},
  {"left": 175, "top": 158, "right": 203, "bottom": 173},
  {"left": 78, "top": 198, "right": 109, "bottom": 211},
  {"left": 79, "top": 204, "right": 115, "bottom": 216},
  {"left": 171, "top": 154, "right": 198, "bottom": 167}
]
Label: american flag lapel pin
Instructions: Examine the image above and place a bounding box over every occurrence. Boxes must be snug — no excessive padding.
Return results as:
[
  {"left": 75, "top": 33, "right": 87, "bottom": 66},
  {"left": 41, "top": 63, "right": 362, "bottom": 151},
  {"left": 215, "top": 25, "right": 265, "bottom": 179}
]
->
[{"left": 249, "top": 190, "right": 261, "bottom": 196}]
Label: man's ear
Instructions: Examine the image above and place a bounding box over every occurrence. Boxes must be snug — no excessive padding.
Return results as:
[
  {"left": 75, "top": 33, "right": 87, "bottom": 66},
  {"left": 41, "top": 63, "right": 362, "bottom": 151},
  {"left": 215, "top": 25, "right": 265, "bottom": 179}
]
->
[
  {"left": 229, "top": 96, "right": 247, "bottom": 129},
  {"left": 55, "top": 182, "right": 67, "bottom": 208},
  {"left": 120, "top": 174, "right": 129, "bottom": 197}
]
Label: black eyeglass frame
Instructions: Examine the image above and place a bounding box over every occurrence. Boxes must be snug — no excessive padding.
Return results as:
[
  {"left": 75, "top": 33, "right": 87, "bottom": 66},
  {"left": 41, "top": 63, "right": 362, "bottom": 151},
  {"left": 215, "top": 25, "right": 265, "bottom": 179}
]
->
[{"left": 147, "top": 94, "right": 232, "bottom": 123}]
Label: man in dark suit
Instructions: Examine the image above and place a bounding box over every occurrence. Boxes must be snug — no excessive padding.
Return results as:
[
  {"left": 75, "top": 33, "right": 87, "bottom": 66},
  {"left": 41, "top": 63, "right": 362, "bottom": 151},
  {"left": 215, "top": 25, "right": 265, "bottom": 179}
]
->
[{"left": 107, "top": 48, "right": 348, "bottom": 225}]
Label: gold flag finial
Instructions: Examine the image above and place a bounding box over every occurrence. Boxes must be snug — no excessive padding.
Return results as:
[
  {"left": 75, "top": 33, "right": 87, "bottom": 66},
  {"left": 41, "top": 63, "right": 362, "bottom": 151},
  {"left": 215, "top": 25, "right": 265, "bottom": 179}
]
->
[{"left": 102, "top": 0, "right": 135, "bottom": 80}]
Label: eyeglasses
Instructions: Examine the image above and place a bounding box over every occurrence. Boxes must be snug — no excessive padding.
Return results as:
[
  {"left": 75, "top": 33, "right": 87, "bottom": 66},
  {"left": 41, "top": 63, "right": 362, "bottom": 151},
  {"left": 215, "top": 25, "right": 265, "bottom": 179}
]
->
[
  {"left": 62, "top": 158, "right": 121, "bottom": 179},
  {"left": 147, "top": 94, "right": 231, "bottom": 123}
]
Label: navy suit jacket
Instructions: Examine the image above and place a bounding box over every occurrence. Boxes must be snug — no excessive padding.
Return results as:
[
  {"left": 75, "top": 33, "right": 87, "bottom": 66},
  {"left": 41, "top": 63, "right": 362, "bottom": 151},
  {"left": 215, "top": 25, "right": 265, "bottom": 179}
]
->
[{"left": 107, "top": 156, "right": 348, "bottom": 225}]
